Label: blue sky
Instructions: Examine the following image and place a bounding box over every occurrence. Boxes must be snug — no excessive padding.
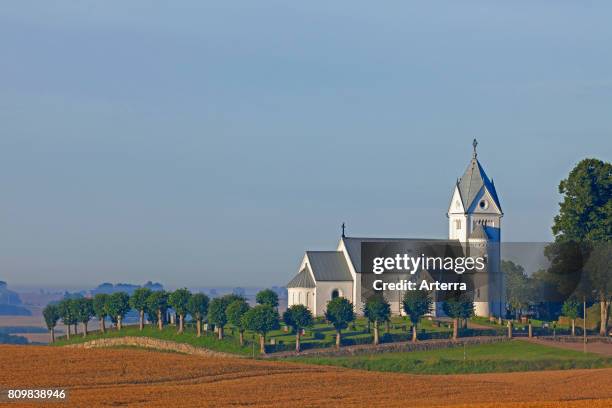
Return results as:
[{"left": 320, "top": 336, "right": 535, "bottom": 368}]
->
[{"left": 1, "top": 1, "right": 611, "bottom": 288}]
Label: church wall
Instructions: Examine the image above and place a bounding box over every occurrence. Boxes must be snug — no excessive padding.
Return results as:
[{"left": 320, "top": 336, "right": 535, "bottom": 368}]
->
[
  {"left": 287, "top": 287, "right": 316, "bottom": 315},
  {"left": 314, "top": 281, "right": 353, "bottom": 317}
]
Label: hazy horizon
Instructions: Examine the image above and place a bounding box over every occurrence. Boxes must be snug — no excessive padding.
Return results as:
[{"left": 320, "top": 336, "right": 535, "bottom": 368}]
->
[{"left": 1, "top": 2, "right": 611, "bottom": 287}]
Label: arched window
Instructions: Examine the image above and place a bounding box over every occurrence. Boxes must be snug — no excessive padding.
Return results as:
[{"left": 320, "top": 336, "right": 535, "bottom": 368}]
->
[
  {"left": 331, "top": 289, "right": 340, "bottom": 299},
  {"left": 455, "top": 220, "right": 461, "bottom": 230}
]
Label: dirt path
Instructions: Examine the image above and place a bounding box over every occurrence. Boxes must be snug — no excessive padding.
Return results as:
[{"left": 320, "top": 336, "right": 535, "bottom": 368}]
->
[{"left": 521, "top": 338, "right": 612, "bottom": 356}]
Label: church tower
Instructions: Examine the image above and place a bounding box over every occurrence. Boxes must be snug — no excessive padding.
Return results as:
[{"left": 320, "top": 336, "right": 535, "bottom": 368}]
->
[{"left": 447, "top": 140, "right": 504, "bottom": 317}]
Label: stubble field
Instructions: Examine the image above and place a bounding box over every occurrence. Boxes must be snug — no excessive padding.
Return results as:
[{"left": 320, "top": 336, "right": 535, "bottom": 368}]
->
[{"left": 0, "top": 345, "right": 611, "bottom": 407}]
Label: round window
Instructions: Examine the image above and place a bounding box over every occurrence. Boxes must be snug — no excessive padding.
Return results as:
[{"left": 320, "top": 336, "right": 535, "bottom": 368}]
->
[{"left": 479, "top": 200, "right": 488, "bottom": 209}]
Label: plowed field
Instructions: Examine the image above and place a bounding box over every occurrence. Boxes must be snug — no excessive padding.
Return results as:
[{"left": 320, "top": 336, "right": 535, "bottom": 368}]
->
[{"left": 0, "top": 345, "right": 610, "bottom": 407}]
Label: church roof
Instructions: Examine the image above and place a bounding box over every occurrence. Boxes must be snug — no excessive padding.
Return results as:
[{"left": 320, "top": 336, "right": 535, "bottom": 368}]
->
[
  {"left": 287, "top": 266, "right": 316, "bottom": 288},
  {"left": 469, "top": 224, "right": 489, "bottom": 240},
  {"left": 306, "top": 251, "right": 353, "bottom": 281},
  {"left": 457, "top": 158, "right": 502, "bottom": 211},
  {"left": 342, "top": 237, "right": 458, "bottom": 273}
]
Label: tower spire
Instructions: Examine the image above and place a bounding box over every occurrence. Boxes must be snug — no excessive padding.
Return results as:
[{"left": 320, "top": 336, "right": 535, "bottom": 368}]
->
[
  {"left": 472, "top": 138, "right": 478, "bottom": 159},
  {"left": 341, "top": 222, "right": 346, "bottom": 238}
]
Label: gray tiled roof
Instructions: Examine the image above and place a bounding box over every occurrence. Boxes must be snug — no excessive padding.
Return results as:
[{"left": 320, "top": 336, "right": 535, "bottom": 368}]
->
[
  {"left": 287, "top": 266, "right": 316, "bottom": 288},
  {"left": 457, "top": 158, "right": 501, "bottom": 211},
  {"left": 306, "top": 251, "right": 353, "bottom": 281}
]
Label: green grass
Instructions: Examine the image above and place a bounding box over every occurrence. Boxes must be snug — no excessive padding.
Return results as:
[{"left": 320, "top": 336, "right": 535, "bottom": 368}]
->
[
  {"left": 286, "top": 340, "right": 612, "bottom": 375},
  {"left": 52, "top": 325, "right": 257, "bottom": 356}
]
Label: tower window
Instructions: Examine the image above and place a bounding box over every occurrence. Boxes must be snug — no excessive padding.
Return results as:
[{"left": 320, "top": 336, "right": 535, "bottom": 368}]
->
[
  {"left": 455, "top": 220, "right": 461, "bottom": 230},
  {"left": 479, "top": 199, "right": 489, "bottom": 210}
]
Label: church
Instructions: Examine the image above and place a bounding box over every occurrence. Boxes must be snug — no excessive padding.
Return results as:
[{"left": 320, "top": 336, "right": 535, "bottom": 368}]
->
[{"left": 287, "top": 140, "right": 505, "bottom": 318}]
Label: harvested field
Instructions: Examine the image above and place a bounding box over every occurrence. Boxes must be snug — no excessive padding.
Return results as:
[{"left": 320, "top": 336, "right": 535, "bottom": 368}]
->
[{"left": 0, "top": 345, "right": 610, "bottom": 407}]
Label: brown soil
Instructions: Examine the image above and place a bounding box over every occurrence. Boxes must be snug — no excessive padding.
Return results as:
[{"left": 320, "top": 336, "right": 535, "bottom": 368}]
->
[{"left": 0, "top": 345, "right": 610, "bottom": 407}]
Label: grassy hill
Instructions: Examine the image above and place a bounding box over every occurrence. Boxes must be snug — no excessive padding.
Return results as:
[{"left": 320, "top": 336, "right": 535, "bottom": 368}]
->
[{"left": 288, "top": 340, "right": 612, "bottom": 374}]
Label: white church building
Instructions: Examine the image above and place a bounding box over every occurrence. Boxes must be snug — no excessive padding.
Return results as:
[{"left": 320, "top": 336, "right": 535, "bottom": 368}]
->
[{"left": 287, "top": 141, "right": 505, "bottom": 318}]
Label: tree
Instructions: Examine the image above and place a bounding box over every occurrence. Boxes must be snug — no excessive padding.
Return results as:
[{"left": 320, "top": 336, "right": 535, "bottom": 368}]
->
[
  {"left": 552, "top": 158, "right": 611, "bottom": 336},
  {"left": 227, "top": 299, "right": 250, "bottom": 346},
  {"left": 208, "top": 297, "right": 230, "bottom": 339},
  {"left": 256, "top": 289, "right": 279, "bottom": 309},
  {"left": 562, "top": 297, "right": 581, "bottom": 336},
  {"left": 92, "top": 294, "right": 109, "bottom": 334},
  {"left": 187, "top": 293, "right": 209, "bottom": 337},
  {"left": 147, "top": 290, "right": 169, "bottom": 330},
  {"left": 57, "top": 299, "right": 77, "bottom": 339},
  {"left": 107, "top": 292, "right": 130, "bottom": 330},
  {"left": 43, "top": 304, "right": 60, "bottom": 343},
  {"left": 324, "top": 297, "right": 355, "bottom": 348},
  {"left": 443, "top": 292, "right": 474, "bottom": 340},
  {"left": 364, "top": 296, "right": 391, "bottom": 345},
  {"left": 503, "top": 260, "right": 534, "bottom": 319},
  {"left": 283, "top": 304, "right": 314, "bottom": 352},
  {"left": 242, "top": 305, "right": 280, "bottom": 354},
  {"left": 130, "top": 288, "right": 152, "bottom": 331},
  {"left": 169, "top": 288, "right": 192, "bottom": 334},
  {"left": 402, "top": 290, "right": 433, "bottom": 342},
  {"left": 75, "top": 298, "right": 94, "bottom": 337},
  {"left": 68, "top": 298, "right": 80, "bottom": 335}
]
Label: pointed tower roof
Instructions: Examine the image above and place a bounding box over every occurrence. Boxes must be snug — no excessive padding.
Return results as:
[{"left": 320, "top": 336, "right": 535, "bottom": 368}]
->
[{"left": 457, "top": 140, "right": 502, "bottom": 211}]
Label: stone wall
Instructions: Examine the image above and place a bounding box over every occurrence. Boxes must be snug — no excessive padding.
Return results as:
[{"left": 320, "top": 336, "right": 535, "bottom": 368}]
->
[
  {"left": 538, "top": 336, "right": 612, "bottom": 344},
  {"left": 266, "top": 336, "right": 509, "bottom": 359},
  {"left": 64, "top": 336, "right": 240, "bottom": 358}
]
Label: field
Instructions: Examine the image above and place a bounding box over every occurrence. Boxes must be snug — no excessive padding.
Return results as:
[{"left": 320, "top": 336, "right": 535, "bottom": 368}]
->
[
  {"left": 0, "top": 345, "right": 611, "bottom": 407},
  {"left": 287, "top": 340, "right": 612, "bottom": 374}
]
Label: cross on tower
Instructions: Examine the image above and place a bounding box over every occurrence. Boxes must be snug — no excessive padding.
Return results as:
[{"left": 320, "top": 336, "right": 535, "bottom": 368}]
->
[
  {"left": 472, "top": 138, "right": 478, "bottom": 158},
  {"left": 341, "top": 222, "right": 346, "bottom": 238}
]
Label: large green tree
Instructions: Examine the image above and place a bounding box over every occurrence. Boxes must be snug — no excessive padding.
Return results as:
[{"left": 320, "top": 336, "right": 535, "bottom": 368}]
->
[
  {"left": 147, "top": 290, "right": 169, "bottom": 330},
  {"left": 208, "top": 297, "right": 230, "bottom": 339},
  {"left": 364, "top": 296, "right": 391, "bottom": 345},
  {"left": 187, "top": 293, "right": 209, "bottom": 337},
  {"left": 283, "top": 304, "right": 314, "bottom": 352},
  {"left": 169, "top": 288, "right": 192, "bottom": 334},
  {"left": 92, "top": 294, "right": 110, "bottom": 334},
  {"left": 75, "top": 298, "right": 94, "bottom": 337},
  {"left": 402, "top": 290, "right": 433, "bottom": 342},
  {"left": 130, "top": 288, "right": 152, "bottom": 331},
  {"left": 443, "top": 292, "right": 474, "bottom": 340},
  {"left": 502, "top": 260, "right": 534, "bottom": 319},
  {"left": 227, "top": 299, "right": 250, "bottom": 346},
  {"left": 256, "top": 289, "right": 279, "bottom": 309},
  {"left": 552, "top": 158, "right": 611, "bottom": 336},
  {"left": 324, "top": 297, "right": 355, "bottom": 348},
  {"left": 242, "top": 304, "right": 280, "bottom": 354},
  {"left": 107, "top": 292, "right": 130, "bottom": 330},
  {"left": 43, "top": 304, "right": 60, "bottom": 343},
  {"left": 57, "top": 299, "right": 77, "bottom": 339}
]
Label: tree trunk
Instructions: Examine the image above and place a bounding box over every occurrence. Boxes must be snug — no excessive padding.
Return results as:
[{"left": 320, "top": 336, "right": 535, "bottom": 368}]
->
[
  {"left": 412, "top": 325, "right": 417, "bottom": 342},
  {"left": 82, "top": 322, "right": 88, "bottom": 337},
  {"left": 528, "top": 323, "right": 533, "bottom": 338},
  {"left": 50, "top": 327, "right": 55, "bottom": 343},
  {"left": 196, "top": 319, "right": 202, "bottom": 337},
  {"left": 66, "top": 323, "right": 71, "bottom": 340},
  {"left": 335, "top": 329, "right": 341, "bottom": 348},
  {"left": 373, "top": 321, "right": 379, "bottom": 345},
  {"left": 117, "top": 316, "right": 122, "bottom": 330},
  {"left": 139, "top": 310, "right": 144, "bottom": 331},
  {"left": 507, "top": 321, "right": 513, "bottom": 339},
  {"left": 74, "top": 323, "right": 78, "bottom": 335},
  {"left": 158, "top": 310, "right": 163, "bottom": 330},
  {"left": 100, "top": 317, "right": 106, "bottom": 334},
  {"left": 571, "top": 319, "right": 576, "bottom": 336},
  {"left": 453, "top": 318, "right": 458, "bottom": 340},
  {"left": 178, "top": 314, "right": 184, "bottom": 334},
  {"left": 240, "top": 330, "right": 245, "bottom": 347},
  {"left": 218, "top": 325, "right": 224, "bottom": 340},
  {"left": 295, "top": 331, "right": 300, "bottom": 352},
  {"left": 259, "top": 334, "right": 266, "bottom": 354},
  {"left": 600, "top": 300, "right": 609, "bottom": 337}
]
